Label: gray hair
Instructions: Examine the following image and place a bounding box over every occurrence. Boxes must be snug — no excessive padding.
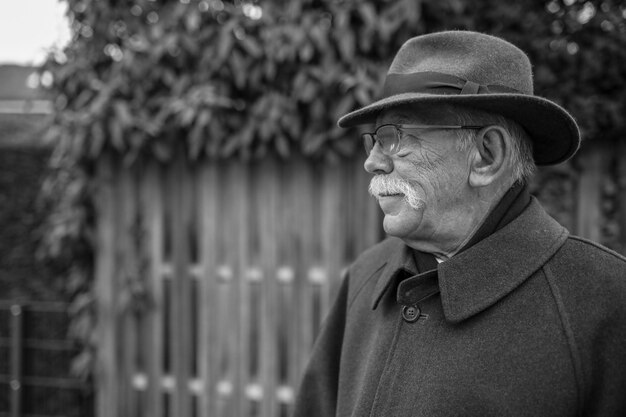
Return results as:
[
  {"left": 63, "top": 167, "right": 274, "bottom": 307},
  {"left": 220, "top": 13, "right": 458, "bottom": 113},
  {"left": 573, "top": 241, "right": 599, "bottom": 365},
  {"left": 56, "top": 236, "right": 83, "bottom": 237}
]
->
[{"left": 445, "top": 105, "right": 536, "bottom": 183}]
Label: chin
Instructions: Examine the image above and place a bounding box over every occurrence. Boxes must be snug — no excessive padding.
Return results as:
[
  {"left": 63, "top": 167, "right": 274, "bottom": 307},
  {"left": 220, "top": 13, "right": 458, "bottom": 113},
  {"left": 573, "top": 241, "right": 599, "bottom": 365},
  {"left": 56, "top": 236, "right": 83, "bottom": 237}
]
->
[{"left": 382, "top": 209, "right": 424, "bottom": 240}]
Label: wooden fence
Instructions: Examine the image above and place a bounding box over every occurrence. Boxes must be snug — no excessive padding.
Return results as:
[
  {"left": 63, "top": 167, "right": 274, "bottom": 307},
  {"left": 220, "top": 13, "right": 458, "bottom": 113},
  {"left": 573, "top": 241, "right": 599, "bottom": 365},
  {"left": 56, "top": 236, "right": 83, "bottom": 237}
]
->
[{"left": 93, "top": 152, "right": 381, "bottom": 417}]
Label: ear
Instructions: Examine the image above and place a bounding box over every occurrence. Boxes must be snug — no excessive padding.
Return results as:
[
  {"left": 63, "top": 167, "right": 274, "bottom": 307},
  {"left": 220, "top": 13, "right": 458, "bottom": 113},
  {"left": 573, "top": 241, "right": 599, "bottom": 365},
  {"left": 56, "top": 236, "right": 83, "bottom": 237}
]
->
[{"left": 468, "top": 125, "right": 510, "bottom": 187}]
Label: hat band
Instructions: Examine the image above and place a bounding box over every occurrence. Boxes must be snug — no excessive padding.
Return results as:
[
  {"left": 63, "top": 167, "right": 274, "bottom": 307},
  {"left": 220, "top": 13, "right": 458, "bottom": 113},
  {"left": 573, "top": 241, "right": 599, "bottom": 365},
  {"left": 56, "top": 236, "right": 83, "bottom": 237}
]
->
[{"left": 382, "top": 71, "right": 522, "bottom": 97}]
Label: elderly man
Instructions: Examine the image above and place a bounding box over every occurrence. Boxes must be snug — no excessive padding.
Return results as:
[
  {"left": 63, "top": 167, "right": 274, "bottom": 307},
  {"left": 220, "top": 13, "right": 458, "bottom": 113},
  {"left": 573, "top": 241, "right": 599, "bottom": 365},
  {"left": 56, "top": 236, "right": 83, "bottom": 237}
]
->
[{"left": 292, "top": 31, "right": 626, "bottom": 416}]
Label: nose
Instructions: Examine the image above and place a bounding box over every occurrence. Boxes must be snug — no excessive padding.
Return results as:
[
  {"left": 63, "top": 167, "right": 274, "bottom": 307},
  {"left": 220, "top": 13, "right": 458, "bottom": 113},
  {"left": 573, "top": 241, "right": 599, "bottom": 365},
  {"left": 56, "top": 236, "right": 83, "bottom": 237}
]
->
[{"left": 364, "top": 144, "right": 393, "bottom": 175}]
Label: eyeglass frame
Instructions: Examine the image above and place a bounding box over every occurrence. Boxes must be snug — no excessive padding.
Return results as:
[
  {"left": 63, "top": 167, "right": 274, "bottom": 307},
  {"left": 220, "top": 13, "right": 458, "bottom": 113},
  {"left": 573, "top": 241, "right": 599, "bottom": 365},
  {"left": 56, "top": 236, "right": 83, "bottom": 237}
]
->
[{"left": 362, "top": 124, "right": 484, "bottom": 156}]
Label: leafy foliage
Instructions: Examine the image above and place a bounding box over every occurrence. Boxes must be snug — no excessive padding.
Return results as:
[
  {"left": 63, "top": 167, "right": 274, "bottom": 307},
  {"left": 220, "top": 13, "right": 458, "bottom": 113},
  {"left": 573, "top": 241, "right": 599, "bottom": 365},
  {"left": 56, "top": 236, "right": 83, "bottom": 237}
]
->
[
  {"left": 39, "top": 0, "right": 626, "bottom": 379},
  {"left": 0, "top": 144, "right": 59, "bottom": 301},
  {"left": 42, "top": 0, "right": 626, "bottom": 160}
]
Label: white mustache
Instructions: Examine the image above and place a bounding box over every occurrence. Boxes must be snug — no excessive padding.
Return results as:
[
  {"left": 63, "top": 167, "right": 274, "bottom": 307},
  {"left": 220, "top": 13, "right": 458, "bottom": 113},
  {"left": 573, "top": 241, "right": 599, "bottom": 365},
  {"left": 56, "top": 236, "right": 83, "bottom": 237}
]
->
[
  {"left": 369, "top": 175, "right": 411, "bottom": 197},
  {"left": 368, "top": 175, "right": 424, "bottom": 210}
]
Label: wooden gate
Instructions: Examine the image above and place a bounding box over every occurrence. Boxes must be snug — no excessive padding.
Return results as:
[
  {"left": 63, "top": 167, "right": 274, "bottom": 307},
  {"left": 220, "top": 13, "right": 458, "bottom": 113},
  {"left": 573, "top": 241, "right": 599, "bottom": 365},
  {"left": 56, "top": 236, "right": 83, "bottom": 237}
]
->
[{"left": 93, "top": 153, "right": 381, "bottom": 417}]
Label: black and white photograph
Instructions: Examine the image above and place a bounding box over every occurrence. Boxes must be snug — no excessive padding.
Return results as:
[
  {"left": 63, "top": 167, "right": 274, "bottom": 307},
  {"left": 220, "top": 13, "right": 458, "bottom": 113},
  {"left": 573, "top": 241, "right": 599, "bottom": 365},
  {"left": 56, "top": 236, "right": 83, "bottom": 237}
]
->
[{"left": 1, "top": 1, "right": 625, "bottom": 416}]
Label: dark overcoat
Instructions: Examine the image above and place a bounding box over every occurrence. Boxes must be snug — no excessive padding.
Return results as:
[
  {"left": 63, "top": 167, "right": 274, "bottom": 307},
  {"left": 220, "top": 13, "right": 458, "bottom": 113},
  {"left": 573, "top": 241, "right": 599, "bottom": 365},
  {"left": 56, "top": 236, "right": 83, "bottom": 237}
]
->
[{"left": 293, "top": 198, "right": 626, "bottom": 416}]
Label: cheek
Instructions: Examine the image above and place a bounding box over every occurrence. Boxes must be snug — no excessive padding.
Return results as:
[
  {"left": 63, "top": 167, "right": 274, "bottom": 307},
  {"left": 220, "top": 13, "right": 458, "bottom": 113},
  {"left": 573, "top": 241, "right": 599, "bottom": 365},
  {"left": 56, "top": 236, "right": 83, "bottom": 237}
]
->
[{"left": 406, "top": 158, "right": 468, "bottom": 205}]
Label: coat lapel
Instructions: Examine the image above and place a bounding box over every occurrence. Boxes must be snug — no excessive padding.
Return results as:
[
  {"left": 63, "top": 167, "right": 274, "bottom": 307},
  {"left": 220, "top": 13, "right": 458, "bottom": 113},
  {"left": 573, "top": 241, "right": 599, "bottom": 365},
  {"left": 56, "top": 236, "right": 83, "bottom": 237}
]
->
[
  {"left": 370, "top": 198, "right": 569, "bottom": 323},
  {"left": 370, "top": 242, "right": 415, "bottom": 310},
  {"left": 439, "top": 198, "right": 569, "bottom": 323}
]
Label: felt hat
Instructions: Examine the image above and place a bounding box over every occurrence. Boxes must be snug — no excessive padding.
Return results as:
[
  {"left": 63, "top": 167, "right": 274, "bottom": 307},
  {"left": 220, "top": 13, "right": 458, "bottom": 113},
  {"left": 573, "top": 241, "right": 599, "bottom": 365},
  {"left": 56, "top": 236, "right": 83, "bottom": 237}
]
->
[{"left": 338, "top": 31, "right": 580, "bottom": 165}]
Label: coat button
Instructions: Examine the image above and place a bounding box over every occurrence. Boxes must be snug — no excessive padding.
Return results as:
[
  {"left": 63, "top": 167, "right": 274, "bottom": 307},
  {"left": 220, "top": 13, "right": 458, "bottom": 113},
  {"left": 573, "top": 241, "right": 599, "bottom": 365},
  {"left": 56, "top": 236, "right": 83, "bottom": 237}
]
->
[{"left": 401, "top": 305, "right": 420, "bottom": 323}]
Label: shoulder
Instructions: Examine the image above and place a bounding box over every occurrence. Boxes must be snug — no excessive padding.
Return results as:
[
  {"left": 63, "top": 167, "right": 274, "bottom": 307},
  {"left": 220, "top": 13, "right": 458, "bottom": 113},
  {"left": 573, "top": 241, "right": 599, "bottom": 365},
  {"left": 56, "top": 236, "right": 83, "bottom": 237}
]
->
[
  {"left": 565, "top": 234, "right": 626, "bottom": 262},
  {"left": 546, "top": 236, "right": 626, "bottom": 409},
  {"left": 551, "top": 235, "right": 626, "bottom": 283},
  {"left": 546, "top": 234, "right": 626, "bottom": 318}
]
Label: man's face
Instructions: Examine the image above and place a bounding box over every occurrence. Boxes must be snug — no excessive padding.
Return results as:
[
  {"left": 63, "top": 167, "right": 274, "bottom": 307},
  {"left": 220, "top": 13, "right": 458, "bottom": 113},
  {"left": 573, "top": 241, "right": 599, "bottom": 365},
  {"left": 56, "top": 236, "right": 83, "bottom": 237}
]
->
[{"left": 364, "top": 107, "right": 474, "bottom": 251}]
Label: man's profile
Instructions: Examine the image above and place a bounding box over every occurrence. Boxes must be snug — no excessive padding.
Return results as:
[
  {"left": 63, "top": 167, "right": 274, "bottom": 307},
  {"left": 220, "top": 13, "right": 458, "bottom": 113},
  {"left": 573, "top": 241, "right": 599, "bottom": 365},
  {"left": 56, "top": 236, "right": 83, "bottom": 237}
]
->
[{"left": 292, "top": 31, "right": 626, "bottom": 417}]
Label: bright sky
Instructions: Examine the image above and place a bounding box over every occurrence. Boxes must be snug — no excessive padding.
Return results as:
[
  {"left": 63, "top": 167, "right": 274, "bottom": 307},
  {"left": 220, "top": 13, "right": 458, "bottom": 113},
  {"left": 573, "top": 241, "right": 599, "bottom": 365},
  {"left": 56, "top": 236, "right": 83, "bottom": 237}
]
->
[{"left": 0, "top": 0, "right": 71, "bottom": 65}]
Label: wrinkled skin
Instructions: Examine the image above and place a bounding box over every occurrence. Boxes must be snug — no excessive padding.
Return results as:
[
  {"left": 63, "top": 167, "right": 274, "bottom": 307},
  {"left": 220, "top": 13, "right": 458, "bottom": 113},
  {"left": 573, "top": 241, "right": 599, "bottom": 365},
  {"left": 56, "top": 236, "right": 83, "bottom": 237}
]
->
[{"left": 364, "top": 107, "right": 489, "bottom": 258}]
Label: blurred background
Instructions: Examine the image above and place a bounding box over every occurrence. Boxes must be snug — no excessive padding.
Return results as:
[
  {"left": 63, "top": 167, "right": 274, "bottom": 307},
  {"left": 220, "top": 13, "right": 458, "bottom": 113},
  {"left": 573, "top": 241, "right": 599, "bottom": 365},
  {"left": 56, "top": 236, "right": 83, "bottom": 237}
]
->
[{"left": 1, "top": 1, "right": 625, "bottom": 417}]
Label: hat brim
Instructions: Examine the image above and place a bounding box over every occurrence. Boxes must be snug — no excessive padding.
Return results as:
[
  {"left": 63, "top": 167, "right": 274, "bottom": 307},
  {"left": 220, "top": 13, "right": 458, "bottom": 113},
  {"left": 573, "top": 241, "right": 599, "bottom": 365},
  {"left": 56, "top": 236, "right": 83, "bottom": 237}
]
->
[{"left": 337, "top": 93, "right": 580, "bottom": 166}]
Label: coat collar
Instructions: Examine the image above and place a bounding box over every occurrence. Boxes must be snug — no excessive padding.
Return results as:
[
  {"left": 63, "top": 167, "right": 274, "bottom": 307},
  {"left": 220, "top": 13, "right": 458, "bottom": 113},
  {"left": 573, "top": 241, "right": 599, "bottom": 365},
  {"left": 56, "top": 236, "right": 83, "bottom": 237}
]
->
[{"left": 370, "top": 197, "right": 569, "bottom": 323}]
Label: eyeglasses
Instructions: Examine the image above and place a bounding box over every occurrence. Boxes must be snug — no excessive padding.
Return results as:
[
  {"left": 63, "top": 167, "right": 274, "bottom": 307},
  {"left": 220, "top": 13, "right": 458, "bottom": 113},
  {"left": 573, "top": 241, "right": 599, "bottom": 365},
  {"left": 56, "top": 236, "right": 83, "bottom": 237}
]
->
[{"left": 362, "top": 124, "right": 483, "bottom": 156}]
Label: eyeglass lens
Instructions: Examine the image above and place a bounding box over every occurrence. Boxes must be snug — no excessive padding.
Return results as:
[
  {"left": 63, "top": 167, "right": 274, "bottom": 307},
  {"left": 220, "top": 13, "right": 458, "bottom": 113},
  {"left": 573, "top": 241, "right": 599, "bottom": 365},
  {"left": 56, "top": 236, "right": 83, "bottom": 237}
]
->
[{"left": 363, "top": 126, "right": 399, "bottom": 155}]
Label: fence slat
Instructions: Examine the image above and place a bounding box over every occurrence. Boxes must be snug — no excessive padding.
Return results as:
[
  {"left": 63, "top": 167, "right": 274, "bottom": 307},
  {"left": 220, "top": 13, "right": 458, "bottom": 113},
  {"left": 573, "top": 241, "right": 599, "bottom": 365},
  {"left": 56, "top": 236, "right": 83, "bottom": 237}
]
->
[
  {"left": 576, "top": 144, "right": 605, "bottom": 241},
  {"left": 320, "top": 161, "right": 343, "bottom": 319},
  {"left": 94, "top": 155, "right": 120, "bottom": 417},
  {"left": 199, "top": 162, "right": 220, "bottom": 417},
  {"left": 217, "top": 161, "right": 240, "bottom": 417},
  {"left": 291, "top": 155, "right": 317, "bottom": 384},
  {"left": 120, "top": 166, "right": 139, "bottom": 417},
  {"left": 170, "top": 154, "right": 193, "bottom": 417},
  {"left": 276, "top": 160, "right": 298, "bottom": 416},
  {"left": 143, "top": 162, "right": 164, "bottom": 417},
  {"left": 235, "top": 160, "right": 250, "bottom": 417},
  {"left": 359, "top": 155, "right": 382, "bottom": 252},
  {"left": 259, "top": 157, "right": 278, "bottom": 417}
]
